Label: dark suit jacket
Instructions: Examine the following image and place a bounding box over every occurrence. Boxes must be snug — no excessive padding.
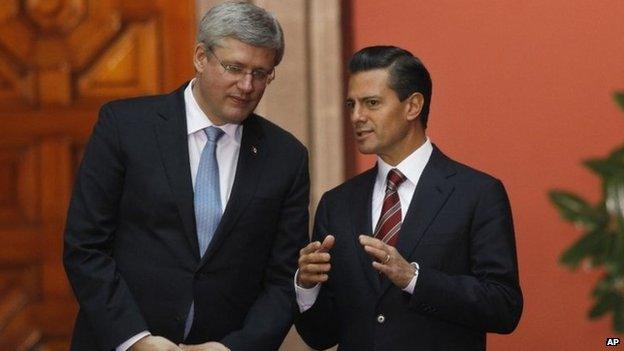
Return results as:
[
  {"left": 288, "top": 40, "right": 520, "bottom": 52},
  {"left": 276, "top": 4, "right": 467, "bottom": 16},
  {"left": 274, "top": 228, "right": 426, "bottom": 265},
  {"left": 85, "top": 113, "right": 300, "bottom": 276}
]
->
[
  {"left": 63, "top": 83, "right": 309, "bottom": 351},
  {"left": 295, "top": 146, "right": 522, "bottom": 351}
]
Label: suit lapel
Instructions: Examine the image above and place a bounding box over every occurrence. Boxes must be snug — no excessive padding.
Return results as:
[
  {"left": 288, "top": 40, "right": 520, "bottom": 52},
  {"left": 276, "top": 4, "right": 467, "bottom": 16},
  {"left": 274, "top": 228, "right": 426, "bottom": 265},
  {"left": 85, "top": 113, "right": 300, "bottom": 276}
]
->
[
  {"left": 349, "top": 167, "right": 381, "bottom": 294},
  {"left": 199, "top": 115, "right": 265, "bottom": 266},
  {"left": 154, "top": 83, "right": 200, "bottom": 260},
  {"left": 380, "top": 146, "right": 456, "bottom": 294}
]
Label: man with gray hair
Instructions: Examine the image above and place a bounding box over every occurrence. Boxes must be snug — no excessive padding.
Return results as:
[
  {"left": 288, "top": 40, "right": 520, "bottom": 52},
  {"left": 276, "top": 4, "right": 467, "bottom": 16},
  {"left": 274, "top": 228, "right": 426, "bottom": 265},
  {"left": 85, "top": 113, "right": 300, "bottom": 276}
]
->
[{"left": 63, "top": 2, "right": 309, "bottom": 351}]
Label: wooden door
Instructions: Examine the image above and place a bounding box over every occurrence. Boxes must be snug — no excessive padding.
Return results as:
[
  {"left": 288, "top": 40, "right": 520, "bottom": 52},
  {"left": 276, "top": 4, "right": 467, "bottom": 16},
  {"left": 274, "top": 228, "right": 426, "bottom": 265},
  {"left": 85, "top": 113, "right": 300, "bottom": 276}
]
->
[{"left": 0, "top": 1, "right": 194, "bottom": 349}]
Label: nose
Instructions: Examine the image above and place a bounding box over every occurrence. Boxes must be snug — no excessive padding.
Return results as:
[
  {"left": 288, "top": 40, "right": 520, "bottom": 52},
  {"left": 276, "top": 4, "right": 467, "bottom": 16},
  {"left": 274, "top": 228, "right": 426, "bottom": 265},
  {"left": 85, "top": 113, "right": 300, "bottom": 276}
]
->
[
  {"left": 350, "top": 104, "right": 366, "bottom": 124},
  {"left": 236, "top": 73, "right": 254, "bottom": 93}
]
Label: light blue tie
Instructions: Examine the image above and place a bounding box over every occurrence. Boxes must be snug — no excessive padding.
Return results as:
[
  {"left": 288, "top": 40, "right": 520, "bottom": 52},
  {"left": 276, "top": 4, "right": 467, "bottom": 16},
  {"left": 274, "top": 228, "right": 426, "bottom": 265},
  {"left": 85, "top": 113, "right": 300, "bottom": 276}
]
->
[
  {"left": 185, "top": 126, "right": 224, "bottom": 338},
  {"left": 195, "top": 126, "right": 224, "bottom": 257}
]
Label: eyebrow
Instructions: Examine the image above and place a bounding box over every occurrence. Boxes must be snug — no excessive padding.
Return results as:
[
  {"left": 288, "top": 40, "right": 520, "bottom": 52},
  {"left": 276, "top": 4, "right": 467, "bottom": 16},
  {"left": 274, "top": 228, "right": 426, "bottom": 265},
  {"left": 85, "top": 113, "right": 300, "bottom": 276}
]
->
[
  {"left": 347, "top": 95, "right": 381, "bottom": 101},
  {"left": 221, "top": 58, "right": 272, "bottom": 72}
]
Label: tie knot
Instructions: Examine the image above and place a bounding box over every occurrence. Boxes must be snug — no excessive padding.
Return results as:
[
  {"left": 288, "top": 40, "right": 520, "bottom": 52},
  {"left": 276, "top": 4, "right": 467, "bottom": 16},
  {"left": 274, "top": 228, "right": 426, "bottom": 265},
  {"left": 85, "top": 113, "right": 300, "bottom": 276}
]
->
[
  {"left": 204, "top": 126, "right": 224, "bottom": 143},
  {"left": 386, "top": 168, "right": 406, "bottom": 190}
]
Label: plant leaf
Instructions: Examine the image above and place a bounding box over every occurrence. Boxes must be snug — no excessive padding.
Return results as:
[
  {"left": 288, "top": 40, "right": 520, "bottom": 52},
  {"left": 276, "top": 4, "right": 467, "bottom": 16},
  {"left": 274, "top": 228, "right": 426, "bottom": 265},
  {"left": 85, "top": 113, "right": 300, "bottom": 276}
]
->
[
  {"left": 589, "top": 291, "right": 615, "bottom": 318},
  {"left": 607, "top": 145, "right": 624, "bottom": 163},
  {"left": 607, "top": 232, "right": 624, "bottom": 275},
  {"left": 549, "top": 191, "right": 605, "bottom": 230},
  {"left": 560, "top": 231, "right": 606, "bottom": 268},
  {"left": 615, "top": 92, "right": 624, "bottom": 112},
  {"left": 585, "top": 159, "right": 624, "bottom": 179},
  {"left": 613, "top": 297, "right": 624, "bottom": 333}
]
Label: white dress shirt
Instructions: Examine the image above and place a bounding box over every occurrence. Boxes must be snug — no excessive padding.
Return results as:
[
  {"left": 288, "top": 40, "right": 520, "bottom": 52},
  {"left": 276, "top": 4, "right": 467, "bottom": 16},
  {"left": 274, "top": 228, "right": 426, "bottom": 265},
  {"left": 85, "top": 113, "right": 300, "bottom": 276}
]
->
[
  {"left": 117, "top": 80, "right": 242, "bottom": 350},
  {"left": 295, "top": 138, "right": 433, "bottom": 313},
  {"left": 186, "top": 80, "right": 242, "bottom": 200}
]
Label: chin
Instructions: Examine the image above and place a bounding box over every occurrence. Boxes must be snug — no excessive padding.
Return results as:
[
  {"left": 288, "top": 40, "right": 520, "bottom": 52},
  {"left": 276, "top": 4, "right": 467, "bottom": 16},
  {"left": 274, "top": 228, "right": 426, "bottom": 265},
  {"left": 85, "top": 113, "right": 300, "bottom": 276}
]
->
[
  {"left": 222, "top": 110, "right": 252, "bottom": 124},
  {"left": 356, "top": 144, "right": 377, "bottom": 155}
]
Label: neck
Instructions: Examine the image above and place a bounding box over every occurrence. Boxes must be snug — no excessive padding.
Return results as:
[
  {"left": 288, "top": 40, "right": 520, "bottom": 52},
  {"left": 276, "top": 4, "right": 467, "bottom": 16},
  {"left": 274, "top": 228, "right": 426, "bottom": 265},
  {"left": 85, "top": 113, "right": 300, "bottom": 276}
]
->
[
  {"left": 379, "top": 131, "right": 427, "bottom": 166},
  {"left": 191, "top": 78, "right": 226, "bottom": 126}
]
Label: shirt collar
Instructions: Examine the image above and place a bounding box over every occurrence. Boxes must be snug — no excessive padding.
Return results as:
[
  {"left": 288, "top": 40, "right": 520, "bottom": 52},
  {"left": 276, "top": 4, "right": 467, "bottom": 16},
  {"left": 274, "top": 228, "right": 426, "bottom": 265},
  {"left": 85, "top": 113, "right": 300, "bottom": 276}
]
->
[
  {"left": 376, "top": 138, "right": 434, "bottom": 186},
  {"left": 184, "top": 79, "right": 240, "bottom": 140}
]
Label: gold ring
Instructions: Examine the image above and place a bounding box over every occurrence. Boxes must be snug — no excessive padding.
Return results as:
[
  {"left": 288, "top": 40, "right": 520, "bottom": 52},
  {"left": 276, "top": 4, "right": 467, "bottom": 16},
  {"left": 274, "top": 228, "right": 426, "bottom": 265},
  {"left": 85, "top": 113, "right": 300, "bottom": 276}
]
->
[{"left": 383, "top": 254, "right": 390, "bottom": 264}]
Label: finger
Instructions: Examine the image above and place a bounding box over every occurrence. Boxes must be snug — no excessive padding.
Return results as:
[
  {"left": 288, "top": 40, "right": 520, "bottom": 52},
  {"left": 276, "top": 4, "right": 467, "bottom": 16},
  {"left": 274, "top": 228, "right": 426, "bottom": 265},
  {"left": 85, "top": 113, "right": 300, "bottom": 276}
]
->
[
  {"left": 318, "top": 235, "right": 335, "bottom": 252},
  {"left": 207, "top": 342, "right": 230, "bottom": 351},
  {"left": 298, "top": 252, "right": 331, "bottom": 269},
  {"left": 300, "top": 241, "right": 321, "bottom": 256},
  {"left": 302, "top": 251, "right": 331, "bottom": 263},
  {"left": 372, "top": 261, "right": 391, "bottom": 275},
  {"left": 358, "top": 235, "right": 386, "bottom": 250},
  {"left": 300, "top": 263, "right": 331, "bottom": 274},
  {"left": 372, "top": 260, "right": 386, "bottom": 271},
  {"left": 363, "top": 244, "right": 388, "bottom": 262},
  {"left": 299, "top": 272, "right": 329, "bottom": 284}
]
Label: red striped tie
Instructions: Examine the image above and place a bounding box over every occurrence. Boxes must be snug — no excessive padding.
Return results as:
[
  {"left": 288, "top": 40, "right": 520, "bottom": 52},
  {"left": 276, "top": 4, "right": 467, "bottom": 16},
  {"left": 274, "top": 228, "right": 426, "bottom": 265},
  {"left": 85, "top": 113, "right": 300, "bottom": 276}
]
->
[{"left": 373, "top": 168, "right": 407, "bottom": 247}]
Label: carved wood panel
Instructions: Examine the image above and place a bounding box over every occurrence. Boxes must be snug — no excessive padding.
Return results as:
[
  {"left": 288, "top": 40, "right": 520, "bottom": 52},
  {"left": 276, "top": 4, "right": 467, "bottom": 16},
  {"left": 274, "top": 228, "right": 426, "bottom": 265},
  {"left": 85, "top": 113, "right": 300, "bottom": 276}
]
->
[
  {"left": 0, "top": 0, "right": 177, "bottom": 109},
  {"left": 0, "top": 0, "right": 195, "bottom": 348},
  {"left": 0, "top": 140, "right": 38, "bottom": 225}
]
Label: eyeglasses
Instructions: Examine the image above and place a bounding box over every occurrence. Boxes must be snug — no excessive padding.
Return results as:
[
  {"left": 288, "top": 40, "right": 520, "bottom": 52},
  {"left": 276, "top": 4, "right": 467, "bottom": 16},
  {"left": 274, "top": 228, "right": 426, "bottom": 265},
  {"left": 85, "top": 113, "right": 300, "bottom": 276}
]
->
[{"left": 207, "top": 47, "right": 275, "bottom": 85}]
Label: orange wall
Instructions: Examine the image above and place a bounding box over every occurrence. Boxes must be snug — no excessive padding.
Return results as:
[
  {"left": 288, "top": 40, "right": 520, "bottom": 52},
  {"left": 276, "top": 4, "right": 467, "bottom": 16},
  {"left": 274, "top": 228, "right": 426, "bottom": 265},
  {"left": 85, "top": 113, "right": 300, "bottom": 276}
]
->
[{"left": 348, "top": 1, "right": 624, "bottom": 349}]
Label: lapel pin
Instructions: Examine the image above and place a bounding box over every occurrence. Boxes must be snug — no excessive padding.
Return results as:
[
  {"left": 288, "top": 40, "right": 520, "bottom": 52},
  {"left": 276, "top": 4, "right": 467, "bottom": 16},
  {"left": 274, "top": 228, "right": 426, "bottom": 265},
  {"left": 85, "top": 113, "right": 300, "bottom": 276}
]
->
[{"left": 251, "top": 146, "right": 258, "bottom": 155}]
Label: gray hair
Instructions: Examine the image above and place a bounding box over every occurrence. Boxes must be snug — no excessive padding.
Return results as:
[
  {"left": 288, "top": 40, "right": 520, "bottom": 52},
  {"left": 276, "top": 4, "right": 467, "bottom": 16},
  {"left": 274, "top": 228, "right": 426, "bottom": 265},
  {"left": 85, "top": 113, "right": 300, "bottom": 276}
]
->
[{"left": 198, "top": 1, "right": 285, "bottom": 66}]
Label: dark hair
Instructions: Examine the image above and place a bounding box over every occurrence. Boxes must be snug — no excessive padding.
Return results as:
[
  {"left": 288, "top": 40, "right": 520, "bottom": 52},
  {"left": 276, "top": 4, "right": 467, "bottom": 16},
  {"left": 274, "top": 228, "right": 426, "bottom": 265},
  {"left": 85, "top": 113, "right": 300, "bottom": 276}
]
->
[{"left": 348, "top": 46, "right": 432, "bottom": 129}]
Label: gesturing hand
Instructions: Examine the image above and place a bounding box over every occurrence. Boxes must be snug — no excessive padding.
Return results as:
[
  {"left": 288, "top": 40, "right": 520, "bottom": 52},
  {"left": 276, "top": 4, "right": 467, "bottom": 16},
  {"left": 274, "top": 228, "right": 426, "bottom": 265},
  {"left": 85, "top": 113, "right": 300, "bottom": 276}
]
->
[
  {"left": 297, "top": 235, "right": 335, "bottom": 288},
  {"left": 359, "top": 235, "right": 417, "bottom": 289}
]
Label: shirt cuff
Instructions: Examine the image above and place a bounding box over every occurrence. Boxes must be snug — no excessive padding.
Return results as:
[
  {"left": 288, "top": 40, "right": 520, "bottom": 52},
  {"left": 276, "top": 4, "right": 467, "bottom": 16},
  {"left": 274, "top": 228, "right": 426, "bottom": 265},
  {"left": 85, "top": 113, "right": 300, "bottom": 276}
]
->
[
  {"left": 294, "top": 268, "right": 321, "bottom": 313},
  {"left": 402, "top": 262, "right": 420, "bottom": 294},
  {"left": 116, "top": 331, "right": 151, "bottom": 351}
]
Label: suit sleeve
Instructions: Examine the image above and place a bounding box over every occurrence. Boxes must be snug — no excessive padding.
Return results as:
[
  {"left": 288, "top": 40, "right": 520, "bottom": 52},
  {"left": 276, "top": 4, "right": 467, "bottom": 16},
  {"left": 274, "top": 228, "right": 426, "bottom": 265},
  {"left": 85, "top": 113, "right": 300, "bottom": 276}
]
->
[
  {"left": 293, "top": 193, "right": 340, "bottom": 350},
  {"left": 221, "top": 147, "right": 310, "bottom": 351},
  {"left": 63, "top": 104, "right": 148, "bottom": 350},
  {"left": 410, "top": 179, "right": 523, "bottom": 334}
]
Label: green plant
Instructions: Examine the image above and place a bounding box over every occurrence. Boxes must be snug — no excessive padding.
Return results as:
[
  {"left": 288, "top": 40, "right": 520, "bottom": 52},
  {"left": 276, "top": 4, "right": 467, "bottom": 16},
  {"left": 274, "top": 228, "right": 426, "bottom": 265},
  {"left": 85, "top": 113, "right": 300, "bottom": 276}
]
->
[{"left": 549, "top": 92, "right": 624, "bottom": 333}]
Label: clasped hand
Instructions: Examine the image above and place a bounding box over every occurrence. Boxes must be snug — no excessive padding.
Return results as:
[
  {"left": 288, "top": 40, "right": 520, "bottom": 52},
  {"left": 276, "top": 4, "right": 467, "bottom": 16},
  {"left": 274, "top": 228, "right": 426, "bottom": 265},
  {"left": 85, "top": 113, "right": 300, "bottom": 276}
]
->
[
  {"left": 179, "top": 341, "right": 230, "bottom": 351},
  {"left": 130, "top": 336, "right": 230, "bottom": 351}
]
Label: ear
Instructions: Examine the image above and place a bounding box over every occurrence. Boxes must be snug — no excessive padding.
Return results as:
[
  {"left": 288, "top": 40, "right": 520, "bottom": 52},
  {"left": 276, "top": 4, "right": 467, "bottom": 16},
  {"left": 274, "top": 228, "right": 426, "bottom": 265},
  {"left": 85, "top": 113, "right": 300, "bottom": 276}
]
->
[
  {"left": 405, "top": 92, "right": 424, "bottom": 122},
  {"left": 193, "top": 43, "right": 208, "bottom": 73}
]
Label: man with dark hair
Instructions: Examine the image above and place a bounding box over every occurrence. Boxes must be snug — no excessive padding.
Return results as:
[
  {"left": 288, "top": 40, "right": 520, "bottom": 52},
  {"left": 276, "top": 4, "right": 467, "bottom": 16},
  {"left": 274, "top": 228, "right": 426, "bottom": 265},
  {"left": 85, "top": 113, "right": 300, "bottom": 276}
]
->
[
  {"left": 63, "top": 2, "right": 308, "bottom": 351},
  {"left": 294, "top": 45, "right": 522, "bottom": 350}
]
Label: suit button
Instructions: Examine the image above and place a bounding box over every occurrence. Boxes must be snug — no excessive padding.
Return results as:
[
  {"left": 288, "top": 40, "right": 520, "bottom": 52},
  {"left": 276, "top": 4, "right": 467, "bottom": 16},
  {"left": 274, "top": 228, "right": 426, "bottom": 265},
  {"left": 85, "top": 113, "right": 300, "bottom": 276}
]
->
[{"left": 376, "top": 314, "right": 385, "bottom": 324}]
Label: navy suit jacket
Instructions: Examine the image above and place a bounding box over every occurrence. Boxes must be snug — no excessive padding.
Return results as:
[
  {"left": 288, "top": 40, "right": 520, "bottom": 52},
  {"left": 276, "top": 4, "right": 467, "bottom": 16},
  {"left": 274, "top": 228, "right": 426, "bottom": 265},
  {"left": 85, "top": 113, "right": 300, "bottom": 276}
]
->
[
  {"left": 63, "top": 83, "right": 309, "bottom": 351},
  {"left": 295, "top": 146, "right": 522, "bottom": 351}
]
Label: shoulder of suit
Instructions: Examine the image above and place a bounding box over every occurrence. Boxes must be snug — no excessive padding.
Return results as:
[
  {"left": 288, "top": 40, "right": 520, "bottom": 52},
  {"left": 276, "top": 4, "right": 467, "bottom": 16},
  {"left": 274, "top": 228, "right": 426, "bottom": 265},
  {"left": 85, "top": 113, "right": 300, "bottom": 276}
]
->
[
  {"left": 103, "top": 93, "right": 167, "bottom": 110},
  {"left": 250, "top": 113, "right": 308, "bottom": 154},
  {"left": 321, "top": 167, "right": 376, "bottom": 201},
  {"left": 99, "top": 93, "right": 168, "bottom": 123},
  {"left": 436, "top": 151, "right": 504, "bottom": 189}
]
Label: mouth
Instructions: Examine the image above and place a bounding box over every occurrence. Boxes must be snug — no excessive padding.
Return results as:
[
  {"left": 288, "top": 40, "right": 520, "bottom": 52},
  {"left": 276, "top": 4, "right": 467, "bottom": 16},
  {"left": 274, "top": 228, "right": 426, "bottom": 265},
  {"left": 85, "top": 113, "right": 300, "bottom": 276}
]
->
[
  {"left": 228, "top": 95, "right": 251, "bottom": 105},
  {"left": 355, "top": 129, "right": 374, "bottom": 141}
]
